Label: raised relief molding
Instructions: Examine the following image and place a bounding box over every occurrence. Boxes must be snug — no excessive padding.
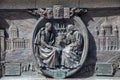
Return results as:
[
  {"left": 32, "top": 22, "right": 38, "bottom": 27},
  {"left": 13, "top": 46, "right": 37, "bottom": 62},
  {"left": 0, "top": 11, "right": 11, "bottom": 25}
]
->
[
  {"left": 28, "top": 5, "right": 87, "bottom": 19},
  {"left": 32, "top": 5, "right": 88, "bottom": 78}
]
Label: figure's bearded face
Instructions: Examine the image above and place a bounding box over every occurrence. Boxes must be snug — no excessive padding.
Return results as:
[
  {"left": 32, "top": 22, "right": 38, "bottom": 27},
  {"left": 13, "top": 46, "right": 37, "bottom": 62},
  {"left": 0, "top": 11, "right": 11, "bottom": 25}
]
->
[
  {"left": 47, "top": 25, "right": 52, "bottom": 31},
  {"left": 67, "top": 24, "right": 74, "bottom": 33}
]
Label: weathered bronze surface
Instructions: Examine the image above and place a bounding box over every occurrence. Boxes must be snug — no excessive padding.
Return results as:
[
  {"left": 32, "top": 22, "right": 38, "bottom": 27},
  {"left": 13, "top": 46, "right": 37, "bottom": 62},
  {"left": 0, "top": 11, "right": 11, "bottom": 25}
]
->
[
  {"left": 0, "top": 0, "right": 120, "bottom": 79},
  {"left": 95, "top": 63, "right": 113, "bottom": 76},
  {"left": 32, "top": 6, "right": 88, "bottom": 78},
  {"left": 0, "top": 0, "right": 120, "bottom": 9},
  {"left": 4, "top": 63, "right": 21, "bottom": 76}
]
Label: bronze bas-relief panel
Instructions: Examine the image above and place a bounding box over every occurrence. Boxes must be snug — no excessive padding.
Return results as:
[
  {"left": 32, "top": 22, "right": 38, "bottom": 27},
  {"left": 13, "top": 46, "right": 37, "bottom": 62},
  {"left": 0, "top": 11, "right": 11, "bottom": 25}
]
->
[
  {"left": 32, "top": 6, "right": 88, "bottom": 78},
  {"left": 0, "top": 5, "right": 120, "bottom": 79}
]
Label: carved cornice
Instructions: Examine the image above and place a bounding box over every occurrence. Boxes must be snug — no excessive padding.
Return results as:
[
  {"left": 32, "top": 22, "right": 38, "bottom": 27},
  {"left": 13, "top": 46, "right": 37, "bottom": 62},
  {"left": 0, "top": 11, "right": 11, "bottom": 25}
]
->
[{"left": 28, "top": 5, "right": 87, "bottom": 19}]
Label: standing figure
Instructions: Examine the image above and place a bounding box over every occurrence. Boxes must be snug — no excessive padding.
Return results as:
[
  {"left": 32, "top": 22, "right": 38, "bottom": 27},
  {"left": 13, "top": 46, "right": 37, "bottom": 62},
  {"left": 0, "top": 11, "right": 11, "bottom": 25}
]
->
[{"left": 34, "top": 22, "right": 61, "bottom": 69}]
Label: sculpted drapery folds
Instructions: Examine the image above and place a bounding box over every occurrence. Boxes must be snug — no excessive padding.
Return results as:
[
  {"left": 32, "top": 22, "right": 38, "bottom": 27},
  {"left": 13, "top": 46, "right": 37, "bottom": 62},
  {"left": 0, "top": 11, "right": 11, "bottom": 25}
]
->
[
  {"left": 34, "top": 22, "right": 83, "bottom": 69},
  {"left": 62, "top": 24, "right": 83, "bottom": 69},
  {"left": 34, "top": 22, "right": 61, "bottom": 68},
  {"left": 32, "top": 6, "right": 88, "bottom": 78}
]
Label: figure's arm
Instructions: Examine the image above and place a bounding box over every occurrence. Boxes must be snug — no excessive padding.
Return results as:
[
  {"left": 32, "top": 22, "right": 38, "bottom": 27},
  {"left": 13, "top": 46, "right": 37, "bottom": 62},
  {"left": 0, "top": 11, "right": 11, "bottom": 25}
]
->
[
  {"left": 74, "top": 31, "right": 83, "bottom": 44},
  {"left": 34, "top": 33, "right": 43, "bottom": 67},
  {"left": 34, "top": 31, "right": 41, "bottom": 45},
  {"left": 40, "top": 32, "right": 53, "bottom": 49},
  {"left": 49, "top": 35, "right": 55, "bottom": 46}
]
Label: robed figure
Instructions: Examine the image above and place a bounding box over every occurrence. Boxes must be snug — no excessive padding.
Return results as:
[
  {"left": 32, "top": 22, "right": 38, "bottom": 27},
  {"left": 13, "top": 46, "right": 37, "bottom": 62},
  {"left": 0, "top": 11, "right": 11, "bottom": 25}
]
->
[
  {"left": 62, "top": 24, "right": 83, "bottom": 69},
  {"left": 34, "top": 22, "right": 61, "bottom": 69}
]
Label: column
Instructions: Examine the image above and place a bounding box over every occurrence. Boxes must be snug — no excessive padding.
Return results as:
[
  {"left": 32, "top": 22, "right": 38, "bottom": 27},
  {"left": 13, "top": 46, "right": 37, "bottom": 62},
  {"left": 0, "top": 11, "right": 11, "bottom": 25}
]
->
[
  {"left": 11, "top": 39, "right": 13, "bottom": 50},
  {"left": 18, "top": 41, "right": 19, "bottom": 48},
  {"left": 106, "top": 37, "right": 109, "bottom": 50},
  {"left": 15, "top": 42, "right": 16, "bottom": 49},
  {"left": 0, "top": 37, "right": 2, "bottom": 77}
]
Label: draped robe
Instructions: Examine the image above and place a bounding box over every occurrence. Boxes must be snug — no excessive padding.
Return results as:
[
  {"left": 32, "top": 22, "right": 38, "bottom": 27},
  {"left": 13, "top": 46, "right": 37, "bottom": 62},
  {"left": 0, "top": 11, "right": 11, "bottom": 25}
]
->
[
  {"left": 62, "top": 30, "right": 83, "bottom": 68},
  {"left": 34, "top": 28, "right": 60, "bottom": 68}
]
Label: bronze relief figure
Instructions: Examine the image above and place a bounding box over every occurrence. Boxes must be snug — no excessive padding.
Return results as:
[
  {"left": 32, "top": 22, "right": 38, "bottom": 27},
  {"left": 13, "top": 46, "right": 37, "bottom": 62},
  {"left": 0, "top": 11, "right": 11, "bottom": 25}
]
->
[
  {"left": 35, "top": 23, "right": 83, "bottom": 69},
  {"left": 32, "top": 5, "right": 88, "bottom": 78}
]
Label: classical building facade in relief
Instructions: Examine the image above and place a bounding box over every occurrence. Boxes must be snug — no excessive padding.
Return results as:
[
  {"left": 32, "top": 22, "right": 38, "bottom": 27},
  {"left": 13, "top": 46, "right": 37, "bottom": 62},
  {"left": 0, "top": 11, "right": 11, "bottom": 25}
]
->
[
  {"left": 6, "top": 22, "right": 30, "bottom": 50},
  {"left": 96, "top": 18, "right": 119, "bottom": 51}
]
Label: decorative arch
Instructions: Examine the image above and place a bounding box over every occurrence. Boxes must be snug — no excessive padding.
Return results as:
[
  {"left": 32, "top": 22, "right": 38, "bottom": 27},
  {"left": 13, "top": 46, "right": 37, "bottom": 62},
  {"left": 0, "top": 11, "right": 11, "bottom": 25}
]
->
[{"left": 32, "top": 15, "right": 89, "bottom": 78}]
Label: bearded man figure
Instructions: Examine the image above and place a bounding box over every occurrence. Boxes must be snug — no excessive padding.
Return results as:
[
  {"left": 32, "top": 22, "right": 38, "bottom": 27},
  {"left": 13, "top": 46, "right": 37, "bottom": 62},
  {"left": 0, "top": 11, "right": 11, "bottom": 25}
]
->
[
  {"left": 62, "top": 24, "right": 83, "bottom": 69},
  {"left": 34, "top": 22, "right": 61, "bottom": 69}
]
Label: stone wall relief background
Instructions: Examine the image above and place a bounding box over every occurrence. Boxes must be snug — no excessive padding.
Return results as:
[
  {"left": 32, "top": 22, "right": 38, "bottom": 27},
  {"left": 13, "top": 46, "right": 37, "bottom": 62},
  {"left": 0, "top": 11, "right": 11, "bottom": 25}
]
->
[
  {"left": 80, "top": 10, "right": 120, "bottom": 77},
  {"left": 0, "top": 12, "right": 40, "bottom": 76},
  {"left": 0, "top": 8, "right": 120, "bottom": 78}
]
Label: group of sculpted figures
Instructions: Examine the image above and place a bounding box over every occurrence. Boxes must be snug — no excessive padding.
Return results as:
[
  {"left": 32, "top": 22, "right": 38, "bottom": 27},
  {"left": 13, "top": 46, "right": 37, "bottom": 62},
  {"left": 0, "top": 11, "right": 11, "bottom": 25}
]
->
[{"left": 34, "top": 22, "right": 83, "bottom": 69}]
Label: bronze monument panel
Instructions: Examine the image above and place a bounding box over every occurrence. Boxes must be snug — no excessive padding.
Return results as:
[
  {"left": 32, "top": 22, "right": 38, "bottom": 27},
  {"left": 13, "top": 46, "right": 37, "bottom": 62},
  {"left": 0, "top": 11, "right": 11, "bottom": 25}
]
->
[{"left": 0, "top": 1, "right": 120, "bottom": 79}]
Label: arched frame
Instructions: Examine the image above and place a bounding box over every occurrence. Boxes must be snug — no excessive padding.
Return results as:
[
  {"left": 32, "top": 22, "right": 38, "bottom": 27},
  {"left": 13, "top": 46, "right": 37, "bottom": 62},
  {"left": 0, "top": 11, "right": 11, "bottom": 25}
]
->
[{"left": 32, "top": 16, "right": 89, "bottom": 78}]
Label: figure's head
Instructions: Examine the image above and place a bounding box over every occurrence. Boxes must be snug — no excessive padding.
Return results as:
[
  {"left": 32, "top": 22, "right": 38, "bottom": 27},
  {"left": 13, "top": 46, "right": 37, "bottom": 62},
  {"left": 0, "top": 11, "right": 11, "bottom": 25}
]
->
[
  {"left": 45, "top": 22, "right": 52, "bottom": 31},
  {"left": 67, "top": 24, "right": 74, "bottom": 32}
]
